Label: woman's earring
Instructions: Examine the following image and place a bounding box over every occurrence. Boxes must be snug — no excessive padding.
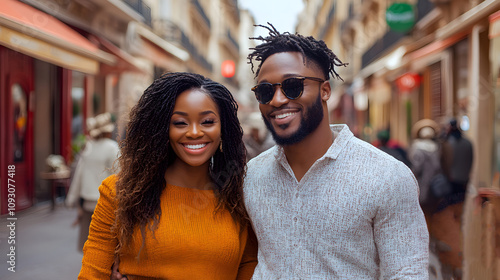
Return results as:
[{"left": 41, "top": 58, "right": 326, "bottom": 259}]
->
[{"left": 219, "top": 140, "right": 223, "bottom": 153}]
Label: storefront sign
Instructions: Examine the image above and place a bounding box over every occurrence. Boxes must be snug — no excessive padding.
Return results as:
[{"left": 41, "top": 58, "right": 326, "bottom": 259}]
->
[
  {"left": 396, "top": 72, "right": 421, "bottom": 92},
  {"left": 386, "top": 3, "right": 415, "bottom": 33}
]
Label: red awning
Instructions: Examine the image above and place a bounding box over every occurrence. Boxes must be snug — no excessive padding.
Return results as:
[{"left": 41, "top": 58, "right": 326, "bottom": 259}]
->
[
  {"left": 407, "top": 31, "right": 469, "bottom": 61},
  {"left": 490, "top": 10, "right": 500, "bottom": 39},
  {"left": 0, "top": 0, "right": 115, "bottom": 74}
]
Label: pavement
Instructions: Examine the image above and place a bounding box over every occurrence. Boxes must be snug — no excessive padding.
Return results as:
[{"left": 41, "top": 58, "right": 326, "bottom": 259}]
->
[{"left": 0, "top": 201, "right": 83, "bottom": 280}]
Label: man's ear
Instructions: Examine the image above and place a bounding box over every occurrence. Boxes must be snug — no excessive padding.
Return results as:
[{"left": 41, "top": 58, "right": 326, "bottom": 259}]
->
[{"left": 321, "top": 81, "right": 331, "bottom": 101}]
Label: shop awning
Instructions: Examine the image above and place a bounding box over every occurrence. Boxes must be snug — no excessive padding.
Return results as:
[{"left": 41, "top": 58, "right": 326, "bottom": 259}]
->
[
  {"left": 490, "top": 10, "right": 500, "bottom": 39},
  {"left": 125, "top": 22, "right": 189, "bottom": 71},
  {"left": 89, "top": 35, "right": 145, "bottom": 74},
  {"left": 358, "top": 44, "right": 409, "bottom": 79},
  {"left": 407, "top": 31, "right": 469, "bottom": 61},
  {"left": 0, "top": 0, "right": 115, "bottom": 74}
]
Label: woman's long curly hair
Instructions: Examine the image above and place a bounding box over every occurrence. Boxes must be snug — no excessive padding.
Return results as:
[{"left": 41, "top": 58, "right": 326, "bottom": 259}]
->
[{"left": 113, "top": 72, "right": 248, "bottom": 256}]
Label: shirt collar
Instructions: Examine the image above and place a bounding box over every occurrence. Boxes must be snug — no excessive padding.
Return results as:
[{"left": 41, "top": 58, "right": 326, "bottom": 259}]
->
[{"left": 274, "top": 124, "right": 354, "bottom": 163}]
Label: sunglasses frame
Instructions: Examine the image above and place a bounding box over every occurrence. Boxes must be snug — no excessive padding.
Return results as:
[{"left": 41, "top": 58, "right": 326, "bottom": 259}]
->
[{"left": 251, "top": 76, "right": 326, "bottom": 104}]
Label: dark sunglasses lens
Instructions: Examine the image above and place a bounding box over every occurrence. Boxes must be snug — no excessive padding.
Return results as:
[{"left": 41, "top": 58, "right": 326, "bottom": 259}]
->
[
  {"left": 254, "top": 84, "right": 274, "bottom": 104},
  {"left": 282, "top": 78, "right": 304, "bottom": 99}
]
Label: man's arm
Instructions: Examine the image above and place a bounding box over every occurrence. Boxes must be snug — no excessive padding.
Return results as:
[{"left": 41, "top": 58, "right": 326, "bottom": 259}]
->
[{"left": 374, "top": 162, "right": 429, "bottom": 279}]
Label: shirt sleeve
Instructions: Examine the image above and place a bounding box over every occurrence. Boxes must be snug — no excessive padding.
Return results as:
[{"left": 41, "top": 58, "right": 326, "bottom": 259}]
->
[
  {"left": 236, "top": 225, "right": 258, "bottom": 280},
  {"left": 373, "top": 162, "right": 429, "bottom": 279},
  {"left": 78, "top": 175, "right": 118, "bottom": 279}
]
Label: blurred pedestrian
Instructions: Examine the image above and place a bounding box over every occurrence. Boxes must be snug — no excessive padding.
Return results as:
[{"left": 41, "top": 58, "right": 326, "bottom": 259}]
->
[
  {"left": 66, "top": 112, "right": 120, "bottom": 252},
  {"left": 376, "top": 129, "right": 411, "bottom": 167},
  {"left": 428, "top": 118, "right": 473, "bottom": 279},
  {"left": 408, "top": 119, "right": 442, "bottom": 215},
  {"left": 243, "top": 112, "right": 275, "bottom": 161},
  {"left": 244, "top": 23, "right": 428, "bottom": 279},
  {"left": 80, "top": 72, "right": 257, "bottom": 279},
  {"left": 441, "top": 118, "right": 473, "bottom": 196}
]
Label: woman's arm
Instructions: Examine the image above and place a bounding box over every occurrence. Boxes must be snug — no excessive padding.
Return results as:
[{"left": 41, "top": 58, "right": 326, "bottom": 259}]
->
[
  {"left": 236, "top": 225, "right": 258, "bottom": 280},
  {"left": 78, "top": 175, "right": 119, "bottom": 279}
]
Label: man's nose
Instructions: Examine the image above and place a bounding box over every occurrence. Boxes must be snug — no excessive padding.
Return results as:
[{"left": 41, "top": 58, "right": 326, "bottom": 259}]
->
[{"left": 268, "top": 86, "right": 289, "bottom": 107}]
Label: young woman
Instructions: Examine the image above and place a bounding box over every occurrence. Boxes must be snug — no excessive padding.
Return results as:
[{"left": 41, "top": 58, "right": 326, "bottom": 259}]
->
[{"left": 78, "top": 72, "right": 257, "bottom": 279}]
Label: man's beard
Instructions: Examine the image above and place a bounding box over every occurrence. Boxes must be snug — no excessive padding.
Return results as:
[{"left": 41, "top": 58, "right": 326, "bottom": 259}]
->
[{"left": 263, "top": 93, "right": 324, "bottom": 146}]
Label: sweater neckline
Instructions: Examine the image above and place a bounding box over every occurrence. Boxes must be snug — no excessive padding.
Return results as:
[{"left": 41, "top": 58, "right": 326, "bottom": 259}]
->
[{"left": 166, "top": 183, "right": 214, "bottom": 192}]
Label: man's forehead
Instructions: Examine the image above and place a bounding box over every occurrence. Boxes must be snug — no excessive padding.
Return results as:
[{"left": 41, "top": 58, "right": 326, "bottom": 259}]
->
[{"left": 259, "top": 51, "right": 323, "bottom": 77}]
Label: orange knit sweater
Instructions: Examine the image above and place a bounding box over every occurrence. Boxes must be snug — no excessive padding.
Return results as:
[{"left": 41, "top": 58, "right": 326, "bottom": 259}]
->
[{"left": 79, "top": 175, "right": 257, "bottom": 279}]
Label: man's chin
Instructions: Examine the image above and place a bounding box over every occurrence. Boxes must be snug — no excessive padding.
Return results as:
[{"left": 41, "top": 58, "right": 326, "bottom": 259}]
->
[{"left": 269, "top": 129, "right": 305, "bottom": 146}]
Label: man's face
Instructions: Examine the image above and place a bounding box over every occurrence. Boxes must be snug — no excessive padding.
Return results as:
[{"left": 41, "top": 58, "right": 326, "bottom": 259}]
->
[{"left": 255, "top": 52, "right": 327, "bottom": 146}]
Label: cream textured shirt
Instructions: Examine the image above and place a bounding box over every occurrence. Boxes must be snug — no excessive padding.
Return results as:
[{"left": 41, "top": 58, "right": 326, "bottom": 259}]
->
[{"left": 244, "top": 125, "right": 429, "bottom": 279}]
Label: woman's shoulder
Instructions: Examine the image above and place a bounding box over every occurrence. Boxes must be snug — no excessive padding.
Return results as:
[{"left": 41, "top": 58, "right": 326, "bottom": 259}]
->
[{"left": 99, "top": 174, "right": 119, "bottom": 197}]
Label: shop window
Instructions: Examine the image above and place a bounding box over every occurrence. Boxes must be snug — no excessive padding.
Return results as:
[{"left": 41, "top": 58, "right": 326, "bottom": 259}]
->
[
  {"left": 12, "top": 84, "right": 27, "bottom": 162},
  {"left": 71, "top": 71, "right": 85, "bottom": 155}
]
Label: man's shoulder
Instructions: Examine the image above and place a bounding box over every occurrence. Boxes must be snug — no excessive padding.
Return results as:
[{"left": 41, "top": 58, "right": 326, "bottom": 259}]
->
[
  {"left": 248, "top": 145, "right": 277, "bottom": 163},
  {"left": 246, "top": 145, "right": 278, "bottom": 175}
]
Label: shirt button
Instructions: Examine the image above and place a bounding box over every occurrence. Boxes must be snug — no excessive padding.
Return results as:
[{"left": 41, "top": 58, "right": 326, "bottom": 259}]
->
[
  {"left": 293, "top": 217, "right": 298, "bottom": 222},
  {"left": 295, "top": 193, "right": 300, "bottom": 198}
]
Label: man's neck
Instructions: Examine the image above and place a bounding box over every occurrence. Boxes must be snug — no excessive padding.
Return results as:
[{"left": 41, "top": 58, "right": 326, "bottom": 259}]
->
[{"left": 282, "top": 121, "right": 333, "bottom": 182}]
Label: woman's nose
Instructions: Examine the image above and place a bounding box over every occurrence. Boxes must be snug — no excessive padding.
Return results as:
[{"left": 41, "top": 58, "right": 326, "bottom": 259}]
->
[{"left": 186, "top": 124, "right": 203, "bottom": 138}]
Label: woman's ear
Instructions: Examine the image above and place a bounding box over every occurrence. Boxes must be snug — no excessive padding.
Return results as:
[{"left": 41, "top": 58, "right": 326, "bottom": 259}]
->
[{"left": 321, "top": 81, "right": 331, "bottom": 101}]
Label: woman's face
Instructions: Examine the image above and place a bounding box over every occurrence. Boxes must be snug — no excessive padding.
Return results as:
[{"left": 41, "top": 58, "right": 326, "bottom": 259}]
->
[{"left": 169, "top": 88, "right": 221, "bottom": 168}]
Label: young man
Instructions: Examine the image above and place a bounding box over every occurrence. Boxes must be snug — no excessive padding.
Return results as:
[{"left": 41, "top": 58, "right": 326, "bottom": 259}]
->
[{"left": 244, "top": 24, "right": 429, "bottom": 279}]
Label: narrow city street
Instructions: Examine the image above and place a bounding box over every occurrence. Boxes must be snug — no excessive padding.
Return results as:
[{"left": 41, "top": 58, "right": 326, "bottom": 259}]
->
[{"left": 0, "top": 202, "right": 83, "bottom": 280}]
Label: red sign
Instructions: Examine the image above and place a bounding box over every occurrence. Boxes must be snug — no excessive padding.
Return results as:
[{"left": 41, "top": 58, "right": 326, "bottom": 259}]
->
[
  {"left": 396, "top": 72, "right": 421, "bottom": 92},
  {"left": 221, "top": 60, "right": 236, "bottom": 78}
]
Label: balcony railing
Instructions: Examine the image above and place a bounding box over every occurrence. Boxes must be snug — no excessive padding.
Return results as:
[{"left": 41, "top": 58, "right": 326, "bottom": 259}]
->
[
  {"left": 192, "top": 0, "right": 211, "bottom": 28},
  {"left": 123, "top": 0, "right": 152, "bottom": 26},
  {"left": 319, "top": 3, "right": 336, "bottom": 39},
  {"left": 416, "top": 0, "right": 435, "bottom": 22},
  {"left": 180, "top": 32, "right": 213, "bottom": 71},
  {"left": 227, "top": 29, "right": 240, "bottom": 52}
]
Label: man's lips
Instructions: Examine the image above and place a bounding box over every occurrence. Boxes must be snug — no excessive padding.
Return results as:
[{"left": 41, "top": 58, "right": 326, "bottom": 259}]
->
[
  {"left": 273, "top": 112, "right": 297, "bottom": 119},
  {"left": 269, "top": 109, "right": 299, "bottom": 126}
]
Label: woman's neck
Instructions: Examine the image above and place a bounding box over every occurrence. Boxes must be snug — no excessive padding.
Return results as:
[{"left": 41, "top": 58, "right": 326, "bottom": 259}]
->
[{"left": 164, "top": 160, "right": 213, "bottom": 190}]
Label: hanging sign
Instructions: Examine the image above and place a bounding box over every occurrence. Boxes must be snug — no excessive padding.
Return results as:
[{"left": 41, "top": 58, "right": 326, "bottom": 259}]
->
[
  {"left": 221, "top": 60, "right": 235, "bottom": 78},
  {"left": 396, "top": 72, "right": 421, "bottom": 92},
  {"left": 386, "top": 3, "right": 415, "bottom": 33}
]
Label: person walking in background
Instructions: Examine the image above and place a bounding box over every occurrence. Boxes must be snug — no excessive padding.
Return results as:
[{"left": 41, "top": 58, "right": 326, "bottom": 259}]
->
[
  {"left": 376, "top": 129, "right": 411, "bottom": 167},
  {"left": 80, "top": 72, "right": 257, "bottom": 279},
  {"left": 408, "top": 119, "right": 442, "bottom": 215},
  {"left": 441, "top": 118, "right": 474, "bottom": 197},
  {"left": 244, "top": 23, "right": 428, "bottom": 279},
  {"left": 66, "top": 112, "right": 119, "bottom": 252},
  {"left": 427, "top": 118, "right": 474, "bottom": 279}
]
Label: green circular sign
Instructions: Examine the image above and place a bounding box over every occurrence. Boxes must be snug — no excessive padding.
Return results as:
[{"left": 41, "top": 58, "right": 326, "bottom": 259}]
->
[{"left": 386, "top": 3, "right": 415, "bottom": 32}]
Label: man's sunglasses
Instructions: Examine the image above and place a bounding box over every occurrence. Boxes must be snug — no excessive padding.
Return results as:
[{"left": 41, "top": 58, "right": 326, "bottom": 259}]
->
[{"left": 251, "top": 76, "right": 326, "bottom": 104}]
